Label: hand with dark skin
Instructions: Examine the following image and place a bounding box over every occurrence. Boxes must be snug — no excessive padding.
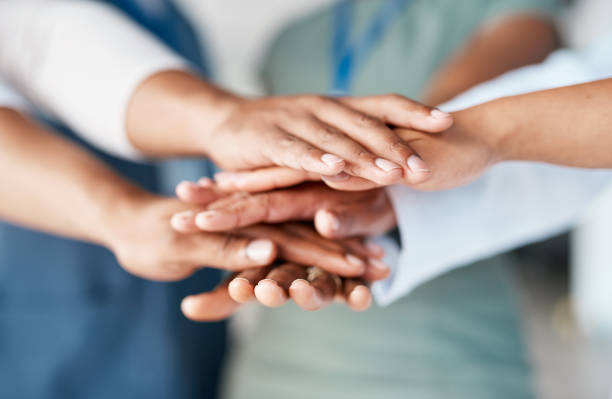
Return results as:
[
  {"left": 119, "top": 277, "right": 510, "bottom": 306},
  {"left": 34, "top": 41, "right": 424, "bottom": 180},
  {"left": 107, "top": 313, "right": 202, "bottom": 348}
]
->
[{"left": 171, "top": 179, "right": 395, "bottom": 320}]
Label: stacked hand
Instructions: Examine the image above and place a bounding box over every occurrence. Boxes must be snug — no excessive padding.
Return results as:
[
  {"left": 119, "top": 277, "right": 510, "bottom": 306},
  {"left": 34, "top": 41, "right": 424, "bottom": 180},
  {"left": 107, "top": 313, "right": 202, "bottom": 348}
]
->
[{"left": 166, "top": 179, "right": 397, "bottom": 321}]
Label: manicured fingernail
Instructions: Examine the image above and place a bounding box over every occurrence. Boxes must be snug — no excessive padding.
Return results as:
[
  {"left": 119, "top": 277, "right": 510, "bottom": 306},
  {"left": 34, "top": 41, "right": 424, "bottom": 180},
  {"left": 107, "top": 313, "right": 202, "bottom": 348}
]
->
[
  {"left": 407, "top": 154, "right": 430, "bottom": 173},
  {"left": 369, "top": 258, "right": 390, "bottom": 272},
  {"left": 320, "top": 210, "right": 340, "bottom": 231},
  {"left": 375, "top": 158, "right": 401, "bottom": 173},
  {"left": 290, "top": 278, "right": 309, "bottom": 291},
  {"left": 176, "top": 180, "right": 198, "bottom": 197},
  {"left": 171, "top": 210, "right": 194, "bottom": 228},
  {"left": 348, "top": 286, "right": 372, "bottom": 311},
  {"left": 255, "top": 279, "right": 287, "bottom": 307},
  {"left": 195, "top": 210, "right": 220, "bottom": 227},
  {"left": 345, "top": 254, "right": 365, "bottom": 268},
  {"left": 181, "top": 296, "right": 198, "bottom": 315},
  {"left": 430, "top": 108, "right": 451, "bottom": 120},
  {"left": 198, "top": 177, "right": 213, "bottom": 187},
  {"left": 246, "top": 239, "right": 275, "bottom": 263},
  {"left": 321, "top": 153, "right": 345, "bottom": 167},
  {"left": 365, "top": 242, "right": 385, "bottom": 257},
  {"left": 228, "top": 278, "right": 254, "bottom": 303},
  {"left": 323, "top": 172, "right": 350, "bottom": 182}
]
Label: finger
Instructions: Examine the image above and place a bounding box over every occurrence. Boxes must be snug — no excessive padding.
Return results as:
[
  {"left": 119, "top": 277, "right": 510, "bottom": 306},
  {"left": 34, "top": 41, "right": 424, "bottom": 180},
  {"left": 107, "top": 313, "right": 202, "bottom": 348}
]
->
[
  {"left": 320, "top": 173, "right": 380, "bottom": 191},
  {"left": 280, "top": 112, "right": 404, "bottom": 185},
  {"left": 214, "top": 168, "right": 321, "bottom": 193},
  {"left": 280, "top": 224, "right": 389, "bottom": 281},
  {"left": 170, "top": 210, "right": 200, "bottom": 233},
  {"left": 362, "top": 258, "right": 391, "bottom": 282},
  {"left": 289, "top": 268, "right": 336, "bottom": 311},
  {"left": 339, "top": 94, "right": 453, "bottom": 132},
  {"left": 180, "top": 233, "right": 276, "bottom": 271},
  {"left": 240, "top": 225, "right": 366, "bottom": 277},
  {"left": 181, "top": 278, "right": 240, "bottom": 322},
  {"left": 194, "top": 183, "right": 379, "bottom": 232},
  {"left": 175, "top": 178, "right": 225, "bottom": 205},
  {"left": 260, "top": 128, "right": 346, "bottom": 176},
  {"left": 313, "top": 101, "right": 423, "bottom": 180},
  {"left": 342, "top": 238, "right": 385, "bottom": 259},
  {"left": 343, "top": 279, "right": 372, "bottom": 312},
  {"left": 193, "top": 186, "right": 324, "bottom": 232},
  {"left": 314, "top": 203, "right": 395, "bottom": 240},
  {"left": 228, "top": 266, "right": 272, "bottom": 303},
  {"left": 254, "top": 263, "right": 307, "bottom": 307}
]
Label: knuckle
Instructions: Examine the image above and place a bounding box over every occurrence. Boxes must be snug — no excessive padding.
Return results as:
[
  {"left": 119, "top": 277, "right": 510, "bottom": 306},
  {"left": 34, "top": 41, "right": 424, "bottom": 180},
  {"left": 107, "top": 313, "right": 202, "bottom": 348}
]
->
[
  {"left": 356, "top": 114, "right": 383, "bottom": 129},
  {"left": 388, "top": 139, "right": 413, "bottom": 157}
]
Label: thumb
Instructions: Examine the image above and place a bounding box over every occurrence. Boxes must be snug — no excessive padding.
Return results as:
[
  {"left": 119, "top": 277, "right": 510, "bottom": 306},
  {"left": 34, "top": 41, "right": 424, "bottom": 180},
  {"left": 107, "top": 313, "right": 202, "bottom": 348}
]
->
[{"left": 314, "top": 201, "right": 396, "bottom": 239}]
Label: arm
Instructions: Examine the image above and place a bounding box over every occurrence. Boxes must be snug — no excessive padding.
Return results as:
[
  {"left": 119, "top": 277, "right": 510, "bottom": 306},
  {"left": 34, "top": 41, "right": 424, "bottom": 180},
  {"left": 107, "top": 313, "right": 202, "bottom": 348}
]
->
[
  {"left": 0, "top": 1, "right": 450, "bottom": 186},
  {"left": 467, "top": 78, "right": 612, "bottom": 168}
]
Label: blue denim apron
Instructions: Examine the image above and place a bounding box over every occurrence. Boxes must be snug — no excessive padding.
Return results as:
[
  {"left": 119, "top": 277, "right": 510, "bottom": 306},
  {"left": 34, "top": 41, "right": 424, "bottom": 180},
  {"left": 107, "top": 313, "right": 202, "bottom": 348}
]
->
[{"left": 0, "top": 2, "right": 224, "bottom": 398}]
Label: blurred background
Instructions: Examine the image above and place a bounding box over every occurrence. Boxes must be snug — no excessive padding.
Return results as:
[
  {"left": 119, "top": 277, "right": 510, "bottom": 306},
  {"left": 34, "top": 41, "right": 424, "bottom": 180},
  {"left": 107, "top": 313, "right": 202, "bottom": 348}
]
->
[{"left": 176, "top": 1, "right": 612, "bottom": 397}]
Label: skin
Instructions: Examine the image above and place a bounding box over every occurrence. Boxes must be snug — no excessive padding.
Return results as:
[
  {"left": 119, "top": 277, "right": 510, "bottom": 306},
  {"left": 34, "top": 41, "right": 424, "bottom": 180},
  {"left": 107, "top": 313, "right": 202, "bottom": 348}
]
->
[
  {"left": 0, "top": 107, "right": 385, "bottom": 303},
  {"left": 126, "top": 71, "right": 452, "bottom": 186},
  {"left": 206, "top": 14, "right": 559, "bottom": 193},
  {"left": 174, "top": 14, "right": 561, "bottom": 319}
]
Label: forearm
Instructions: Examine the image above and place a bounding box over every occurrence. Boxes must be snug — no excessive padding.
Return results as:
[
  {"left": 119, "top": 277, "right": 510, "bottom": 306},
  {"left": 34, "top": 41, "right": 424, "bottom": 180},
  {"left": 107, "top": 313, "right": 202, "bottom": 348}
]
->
[
  {"left": 423, "top": 15, "right": 558, "bottom": 105},
  {"left": 0, "top": 107, "right": 149, "bottom": 246},
  {"left": 458, "top": 78, "right": 612, "bottom": 168},
  {"left": 126, "top": 70, "right": 239, "bottom": 157}
]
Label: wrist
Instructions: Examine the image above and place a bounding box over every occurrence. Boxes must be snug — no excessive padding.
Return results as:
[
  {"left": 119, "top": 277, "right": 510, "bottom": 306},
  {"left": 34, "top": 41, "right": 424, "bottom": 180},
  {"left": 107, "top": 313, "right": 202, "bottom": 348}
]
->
[
  {"left": 452, "top": 103, "right": 511, "bottom": 166},
  {"left": 127, "top": 70, "right": 243, "bottom": 157},
  {"left": 93, "top": 181, "right": 156, "bottom": 251},
  {"left": 184, "top": 85, "right": 244, "bottom": 157}
]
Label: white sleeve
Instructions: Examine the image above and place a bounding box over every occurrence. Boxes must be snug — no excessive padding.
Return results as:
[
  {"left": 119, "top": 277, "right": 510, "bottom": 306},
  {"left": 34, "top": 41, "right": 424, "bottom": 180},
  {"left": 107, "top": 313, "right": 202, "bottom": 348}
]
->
[
  {"left": 374, "top": 31, "right": 612, "bottom": 306},
  {"left": 0, "top": 80, "right": 31, "bottom": 113},
  {"left": 0, "top": 0, "right": 190, "bottom": 160}
]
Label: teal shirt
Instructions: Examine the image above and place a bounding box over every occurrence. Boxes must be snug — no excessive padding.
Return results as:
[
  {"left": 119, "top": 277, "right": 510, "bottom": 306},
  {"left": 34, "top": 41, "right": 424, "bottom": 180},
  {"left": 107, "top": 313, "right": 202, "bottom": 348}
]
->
[
  {"left": 262, "top": 0, "right": 559, "bottom": 99},
  {"left": 224, "top": 1, "right": 561, "bottom": 398}
]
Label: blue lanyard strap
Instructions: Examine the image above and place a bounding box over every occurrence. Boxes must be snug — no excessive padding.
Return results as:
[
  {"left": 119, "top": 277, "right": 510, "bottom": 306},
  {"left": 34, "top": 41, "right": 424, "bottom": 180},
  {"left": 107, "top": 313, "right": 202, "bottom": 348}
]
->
[{"left": 331, "top": 0, "right": 413, "bottom": 95}]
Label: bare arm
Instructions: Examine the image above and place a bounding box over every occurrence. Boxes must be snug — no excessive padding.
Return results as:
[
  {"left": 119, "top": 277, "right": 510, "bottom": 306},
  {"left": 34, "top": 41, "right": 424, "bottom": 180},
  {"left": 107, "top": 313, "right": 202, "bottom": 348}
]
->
[
  {"left": 0, "top": 107, "right": 140, "bottom": 244},
  {"left": 469, "top": 77, "right": 612, "bottom": 168}
]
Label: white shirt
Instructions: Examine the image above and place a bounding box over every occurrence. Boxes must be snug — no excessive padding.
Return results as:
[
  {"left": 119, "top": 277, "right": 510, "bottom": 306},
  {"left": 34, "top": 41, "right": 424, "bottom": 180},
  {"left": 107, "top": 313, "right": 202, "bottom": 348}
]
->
[{"left": 375, "top": 31, "right": 612, "bottom": 305}]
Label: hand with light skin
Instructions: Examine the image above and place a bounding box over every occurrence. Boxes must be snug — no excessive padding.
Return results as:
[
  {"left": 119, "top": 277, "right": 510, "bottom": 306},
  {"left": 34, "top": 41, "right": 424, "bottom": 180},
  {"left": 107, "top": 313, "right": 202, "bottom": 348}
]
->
[
  {"left": 171, "top": 179, "right": 396, "bottom": 320},
  {"left": 127, "top": 71, "right": 452, "bottom": 186}
]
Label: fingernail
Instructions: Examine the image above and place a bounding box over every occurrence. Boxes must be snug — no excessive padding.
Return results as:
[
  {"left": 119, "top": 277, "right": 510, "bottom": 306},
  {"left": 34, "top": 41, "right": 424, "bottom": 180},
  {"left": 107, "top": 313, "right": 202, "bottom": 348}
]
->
[
  {"left": 321, "top": 153, "right": 345, "bottom": 167},
  {"left": 171, "top": 210, "right": 195, "bottom": 227},
  {"left": 181, "top": 296, "right": 198, "bottom": 315},
  {"left": 195, "top": 210, "right": 220, "bottom": 227},
  {"left": 320, "top": 210, "right": 340, "bottom": 232},
  {"left": 430, "top": 108, "right": 451, "bottom": 120},
  {"left": 323, "top": 172, "right": 350, "bottom": 182},
  {"left": 365, "top": 242, "right": 385, "bottom": 257},
  {"left": 369, "top": 258, "right": 390, "bottom": 272},
  {"left": 345, "top": 254, "right": 365, "bottom": 268},
  {"left": 198, "top": 177, "right": 213, "bottom": 187},
  {"left": 246, "top": 239, "right": 275, "bottom": 263},
  {"left": 407, "top": 154, "right": 430, "bottom": 173},
  {"left": 176, "top": 180, "right": 198, "bottom": 197},
  {"left": 290, "top": 278, "right": 310, "bottom": 290},
  {"left": 375, "top": 158, "right": 401, "bottom": 173}
]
